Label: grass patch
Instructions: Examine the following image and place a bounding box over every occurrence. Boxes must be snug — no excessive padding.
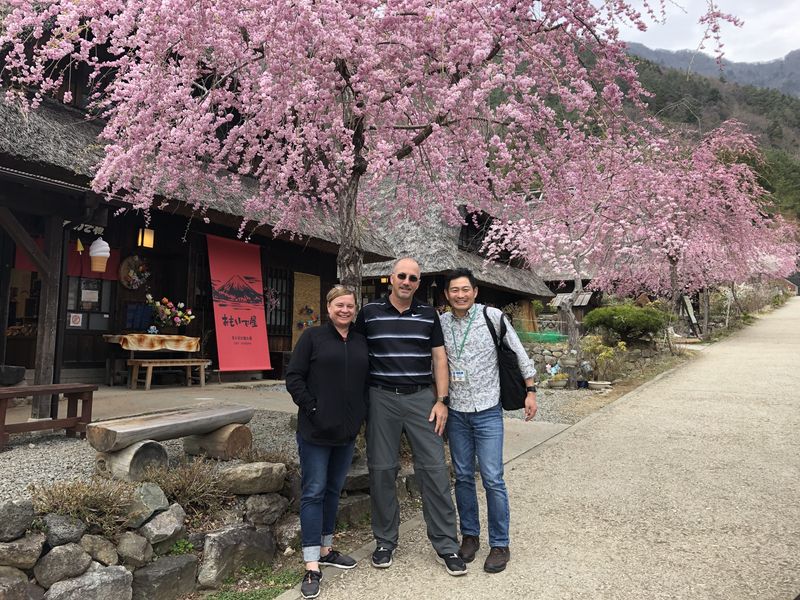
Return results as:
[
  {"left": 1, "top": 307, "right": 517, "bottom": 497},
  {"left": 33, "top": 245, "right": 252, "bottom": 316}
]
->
[
  {"left": 142, "top": 457, "right": 229, "bottom": 515},
  {"left": 28, "top": 478, "right": 135, "bottom": 538},
  {"left": 205, "top": 564, "right": 304, "bottom": 600}
]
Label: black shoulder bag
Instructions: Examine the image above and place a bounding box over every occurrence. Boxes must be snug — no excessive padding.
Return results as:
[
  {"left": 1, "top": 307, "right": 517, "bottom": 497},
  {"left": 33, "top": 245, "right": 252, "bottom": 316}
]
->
[{"left": 483, "top": 307, "right": 527, "bottom": 411}]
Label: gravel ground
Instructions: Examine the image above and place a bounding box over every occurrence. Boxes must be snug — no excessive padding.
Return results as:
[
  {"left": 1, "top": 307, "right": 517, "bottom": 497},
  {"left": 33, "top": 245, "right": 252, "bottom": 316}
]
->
[{"left": 0, "top": 388, "right": 600, "bottom": 503}]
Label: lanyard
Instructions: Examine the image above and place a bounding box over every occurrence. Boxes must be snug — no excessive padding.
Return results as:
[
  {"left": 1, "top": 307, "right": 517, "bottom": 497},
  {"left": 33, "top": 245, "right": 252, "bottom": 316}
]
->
[{"left": 449, "top": 309, "right": 476, "bottom": 361}]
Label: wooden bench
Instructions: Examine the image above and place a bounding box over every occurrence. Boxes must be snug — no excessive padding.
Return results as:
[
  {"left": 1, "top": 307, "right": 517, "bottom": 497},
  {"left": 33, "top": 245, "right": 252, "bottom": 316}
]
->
[
  {"left": 0, "top": 383, "right": 98, "bottom": 451},
  {"left": 127, "top": 358, "right": 211, "bottom": 391},
  {"left": 87, "top": 405, "right": 255, "bottom": 479}
]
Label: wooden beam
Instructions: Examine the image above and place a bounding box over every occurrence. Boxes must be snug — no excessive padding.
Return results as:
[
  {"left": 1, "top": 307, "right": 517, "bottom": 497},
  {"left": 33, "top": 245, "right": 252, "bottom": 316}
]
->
[
  {"left": 0, "top": 231, "right": 13, "bottom": 364},
  {"left": 0, "top": 206, "right": 52, "bottom": 277},
  {"left": 86, "top": 405, "right": 256, "bottom": 452}
]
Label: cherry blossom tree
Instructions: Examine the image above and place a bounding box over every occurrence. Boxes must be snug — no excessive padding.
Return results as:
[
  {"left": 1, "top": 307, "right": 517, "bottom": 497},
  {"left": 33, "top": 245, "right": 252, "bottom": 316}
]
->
[{"left": 0, "top": 0, "right": 741, "bottom": 290}]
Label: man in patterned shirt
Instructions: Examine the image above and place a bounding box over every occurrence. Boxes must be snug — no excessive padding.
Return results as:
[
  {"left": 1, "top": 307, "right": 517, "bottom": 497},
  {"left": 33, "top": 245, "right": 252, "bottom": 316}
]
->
[{"left": 440, "top": 267, "right": 538, "bottom": 574}]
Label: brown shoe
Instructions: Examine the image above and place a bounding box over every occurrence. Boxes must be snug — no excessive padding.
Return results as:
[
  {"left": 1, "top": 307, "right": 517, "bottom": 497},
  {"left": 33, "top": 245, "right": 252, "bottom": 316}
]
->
[
  {"left": 458, "top": 535, "right": 480, "bottom": 563},
  {"left": 484, "top": 546, "right": 510, "bottom": 573}
]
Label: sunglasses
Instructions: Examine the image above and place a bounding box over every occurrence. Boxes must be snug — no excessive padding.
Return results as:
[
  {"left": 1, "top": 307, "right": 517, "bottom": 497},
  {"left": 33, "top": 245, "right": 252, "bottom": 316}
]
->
[{"left": 395, "top": 273, "right": 419, "bottom": 282}]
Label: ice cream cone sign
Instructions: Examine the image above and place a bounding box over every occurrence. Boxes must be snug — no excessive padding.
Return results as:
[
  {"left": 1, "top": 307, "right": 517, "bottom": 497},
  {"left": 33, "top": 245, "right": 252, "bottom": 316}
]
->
[
  {"left": 76, "top": 239, "right": 84, "bottom": 254},
  {"left": 89, "top": 237, "right": 110, "bottom": 272}
]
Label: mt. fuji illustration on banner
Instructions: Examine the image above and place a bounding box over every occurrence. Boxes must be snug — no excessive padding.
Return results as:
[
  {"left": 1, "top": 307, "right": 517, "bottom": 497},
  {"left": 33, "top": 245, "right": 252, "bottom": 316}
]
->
[{"left": 206, "top": 234, "right": 271, "bottom": 371}]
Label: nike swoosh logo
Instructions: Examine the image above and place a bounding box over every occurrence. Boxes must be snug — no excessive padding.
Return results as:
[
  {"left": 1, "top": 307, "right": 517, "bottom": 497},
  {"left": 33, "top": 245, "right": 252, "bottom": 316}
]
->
[{"left": 411, "top": 313, "right": 422, "bottom": 317}]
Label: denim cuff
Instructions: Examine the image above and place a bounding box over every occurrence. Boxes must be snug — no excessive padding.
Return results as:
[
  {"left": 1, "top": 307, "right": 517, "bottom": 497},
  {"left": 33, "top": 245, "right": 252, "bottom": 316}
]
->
[
  {"left": 302, "top": 545, "right": 321, "bottom": 563},
  {"left": 321, "top": 534, "right": 334, "bottom": 548}
]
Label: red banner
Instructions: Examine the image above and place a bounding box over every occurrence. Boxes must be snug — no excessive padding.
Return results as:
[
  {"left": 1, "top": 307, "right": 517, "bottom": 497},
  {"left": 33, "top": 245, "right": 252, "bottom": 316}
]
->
[
  {"left": 206, "top": 235, "right": 271, "bottom": 372},
  {"left": 15, "top": 238, "right": 120, "bottom": 280}
]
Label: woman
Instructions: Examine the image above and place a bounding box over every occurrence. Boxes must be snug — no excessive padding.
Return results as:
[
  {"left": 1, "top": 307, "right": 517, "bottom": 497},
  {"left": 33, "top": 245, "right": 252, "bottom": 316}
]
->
[{"left": 285, "top": 285, "right": 369, "bottom": 600}]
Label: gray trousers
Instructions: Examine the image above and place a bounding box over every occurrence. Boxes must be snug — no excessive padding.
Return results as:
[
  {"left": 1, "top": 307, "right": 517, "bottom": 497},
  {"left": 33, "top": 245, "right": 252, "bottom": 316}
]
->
[{"left": 366, "top": 387, "right": 459, "bottom": 554}]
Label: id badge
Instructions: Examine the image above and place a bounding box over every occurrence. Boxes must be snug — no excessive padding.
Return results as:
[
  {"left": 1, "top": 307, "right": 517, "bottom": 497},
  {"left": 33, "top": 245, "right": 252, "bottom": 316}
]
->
[{"left": 451, "top": 369, "right": 467, "bottom": 382}]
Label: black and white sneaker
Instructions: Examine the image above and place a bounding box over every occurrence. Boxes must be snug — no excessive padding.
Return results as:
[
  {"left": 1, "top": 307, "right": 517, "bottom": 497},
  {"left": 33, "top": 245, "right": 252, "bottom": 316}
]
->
[
  {"left": 436, "top": 552, "right": 468, "bottom": 576},
  {"left": 319, "top": 550, "right": 357, "bottom": 569},
  {"left": 371, "top": 545, "right": 394, "bottom": 568},
  {"left": 300, "top": 569, "right": 322, "bottom": 599}
]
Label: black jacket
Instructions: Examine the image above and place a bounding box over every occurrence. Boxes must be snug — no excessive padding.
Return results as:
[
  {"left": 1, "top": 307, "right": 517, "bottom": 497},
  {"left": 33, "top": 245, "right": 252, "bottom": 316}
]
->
[{"left": 285, "top": 322, "right": 369, "bottom": 445}]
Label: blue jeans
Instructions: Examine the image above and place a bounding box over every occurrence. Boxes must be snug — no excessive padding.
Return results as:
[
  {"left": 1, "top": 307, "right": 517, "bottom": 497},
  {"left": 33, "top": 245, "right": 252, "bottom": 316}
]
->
[
  {"left": 296, "top": 433, "right": 355, "bottom": 562},
  {"left": 446, "top": 403, "right": 509, "bottom": 547}
]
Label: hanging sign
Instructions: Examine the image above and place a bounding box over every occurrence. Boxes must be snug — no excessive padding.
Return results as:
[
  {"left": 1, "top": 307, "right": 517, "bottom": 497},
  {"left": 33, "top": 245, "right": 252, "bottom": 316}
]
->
[{"left": 206, "top": 235, "right": 271, "bottom": 371}]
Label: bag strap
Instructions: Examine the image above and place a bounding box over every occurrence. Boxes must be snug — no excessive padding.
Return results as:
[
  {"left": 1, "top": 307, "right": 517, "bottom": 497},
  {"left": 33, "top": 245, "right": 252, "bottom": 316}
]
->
[{"left": 482, "top": 306, "right": 506, "bottom": 349}]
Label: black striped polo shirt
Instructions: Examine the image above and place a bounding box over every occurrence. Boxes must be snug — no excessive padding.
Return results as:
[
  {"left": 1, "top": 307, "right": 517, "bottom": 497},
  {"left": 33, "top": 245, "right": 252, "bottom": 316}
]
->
[{"left": 354, "top": 296, "right": 444, "bottom": 387}]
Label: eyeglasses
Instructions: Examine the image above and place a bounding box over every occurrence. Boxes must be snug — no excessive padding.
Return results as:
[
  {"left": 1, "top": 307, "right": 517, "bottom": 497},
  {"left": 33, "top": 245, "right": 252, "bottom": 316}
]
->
[{"left": 394, "top": 273, "right": 419, "bottom": 282}]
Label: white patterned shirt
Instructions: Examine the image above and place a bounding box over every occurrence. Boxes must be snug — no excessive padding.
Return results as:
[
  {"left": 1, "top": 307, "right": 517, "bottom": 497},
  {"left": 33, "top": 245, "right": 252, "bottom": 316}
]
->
[{"left": 440, "top": 303, "right": 536, "bottom": 413}]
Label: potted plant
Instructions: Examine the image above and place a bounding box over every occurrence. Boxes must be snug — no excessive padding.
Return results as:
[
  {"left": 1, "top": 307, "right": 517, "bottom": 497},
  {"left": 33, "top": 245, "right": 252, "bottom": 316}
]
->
[{"left": 549, "top": 372, "right": 569, "bottom": 388}]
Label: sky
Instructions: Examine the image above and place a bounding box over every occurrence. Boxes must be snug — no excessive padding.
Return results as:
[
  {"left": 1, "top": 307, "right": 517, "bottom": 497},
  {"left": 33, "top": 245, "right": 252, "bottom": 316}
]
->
[{"left": 616, "top": 0, "right": 797, "bottom": 63}]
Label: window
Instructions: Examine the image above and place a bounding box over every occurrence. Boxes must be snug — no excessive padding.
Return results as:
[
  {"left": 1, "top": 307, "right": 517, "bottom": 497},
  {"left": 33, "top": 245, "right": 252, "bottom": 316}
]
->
[
  {"left": 66, "top": 277, "right": 113, "bottom": 330},
  {"left": 265, "top": 268, "right": 293, "bottom": 337}
]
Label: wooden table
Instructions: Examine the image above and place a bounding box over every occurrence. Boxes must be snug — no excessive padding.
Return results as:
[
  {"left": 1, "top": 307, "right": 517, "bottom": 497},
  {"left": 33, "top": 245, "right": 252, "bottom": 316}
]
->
[
  {"left": 0, "top": 383, "right": 97, "bottom": 450},
  {"left": 103, "top": 334, "right": 201, "bottom": 386}
]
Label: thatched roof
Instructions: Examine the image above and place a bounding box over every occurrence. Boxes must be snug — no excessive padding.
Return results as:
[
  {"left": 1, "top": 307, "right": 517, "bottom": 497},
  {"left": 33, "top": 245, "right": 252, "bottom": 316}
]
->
[
  {"left": 362, "top": 214, "right": 553, "bottom": 297},
  {"left": 0, "top": 96, "right": 393, "bottom": 259}
]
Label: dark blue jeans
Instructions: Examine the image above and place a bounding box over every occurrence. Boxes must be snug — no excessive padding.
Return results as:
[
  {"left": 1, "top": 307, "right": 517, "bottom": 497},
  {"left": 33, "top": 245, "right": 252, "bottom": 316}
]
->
[
  {"left": 296, "top": 432, "right": 355, "bottom": 562},
  {"left": 446, "top": 403, "right": 510, "bottom": 547}
]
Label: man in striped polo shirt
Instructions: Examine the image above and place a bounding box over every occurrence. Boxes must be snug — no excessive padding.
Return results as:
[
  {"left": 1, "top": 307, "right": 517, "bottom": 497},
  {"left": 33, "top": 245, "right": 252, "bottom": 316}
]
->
[{"left": 355, "top": 257, "right": 466, "bottom": 576}]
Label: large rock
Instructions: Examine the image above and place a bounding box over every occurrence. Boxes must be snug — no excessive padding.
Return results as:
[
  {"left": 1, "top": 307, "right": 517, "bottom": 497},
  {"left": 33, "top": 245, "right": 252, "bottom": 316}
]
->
[
  {"left": 131, "top": 555, "right": 197, "bottom": 600},
  {"left": 43, "top": 565, "right": 132, "bottom": 600},
  {"left": 273, "top": 514, "right": 301, "bottom": 550},
  {"left": 116, "top": 533, "right": 153, "bottom": 568},
  {"left": 33, "top": 543, "right": 92, "bottom": 589},
  {"left": 0, "top": 499, "right": 34, "bottom": 542},
  {"left": 0, "top": 566, "right": 27, "bottom": 582},
  {"left": 336, "top": 494, "right": 371, "bottom": 527},
  {"left": 0, "top": 577, "right": 27, "bottom": 600},
  {"left": 0, "top": 532, "right": 46, "bottom": 569},
  {"left": 126, "top": 483, "right": 169, "bottom": 529},
  {"left": 80, "top": 535, "right": 119, "bottom": 566},
  {"left": 138, "top": 504, "right": 186, "bottom": 546},
  {"left": 245, "top": 494, "right": 289, "bottom": 526},
  {"left": 44, "top": 514, "right": 87, "bottom": 547},
  {"left": 280, "top": 470, "right": 302, "bottom": 510},
  {"left": 218, "top": 462, "right": 286, "bottom": 495},
  {"left": 343, "top": 459, "right": 370, "bottom": 491},
  {"left": 197, "top": 524, "right": 275, "bottom": 589}
]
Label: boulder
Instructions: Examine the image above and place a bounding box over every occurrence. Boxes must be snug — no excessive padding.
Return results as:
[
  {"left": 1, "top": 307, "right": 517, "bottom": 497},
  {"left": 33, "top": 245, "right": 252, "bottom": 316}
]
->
[
  {"left": 0, "top": 566, "right": 27, "bottom": 583},
  {"left": 116, "top": 533, "right": 153, "bottom": 568},
  {"left": 342, "top": 459, "right": 370, "bottom": 492},
  {"left": 336, "top": 494, "right": 371, "bottom": 527},
  {"left": 131, "top": 555, "right": 198, "bottom": 600},
  {"left": 44, "top": 514, "right": 87, "bottom": 547},
  {"left": 80, "top": 535, "right": 119, "bottom": 566},
  {"left": 33, "top": 543, "right": 92, "bottom": 589},
  {"left": 0, "top": 499, "right": 34, "bottom": 542},
  {"left": 245, "top": 494, "right": 289, "bottom": 526},
  {"left": 197, "top": 524, "right": 275, "bottom": 589},
  {"left": 0, "top": 577, "right": 27, "bottom": 600},
  {"left": 42, "top": 565, "right": 132, "bottom": 600},
  {"left": 138, "top": 504, "right": 186, "bottom": 546},
  {"left": 126, "top": 483, "right": 169, "bottom": 529},
  {"left": 280, "top": 471, "right": 302, "bottom": 510},
  {"left": 0, "top": 532, "right": 46, "bottom": 569},
  {"left": 273, "top": 514, "right": 301, "bottom": 550},
  {"left": 218, "top": 462, "right": 286, "bottom": 495}
]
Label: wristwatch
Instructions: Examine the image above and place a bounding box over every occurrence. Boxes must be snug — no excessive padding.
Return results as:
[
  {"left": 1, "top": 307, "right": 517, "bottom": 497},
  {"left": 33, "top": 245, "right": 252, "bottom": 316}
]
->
[
  {"left": 436, "top": 395, "right": 450, "bottom": 406},
  {"left": 525, "top": 385, "right": 537, "bottom": 393}
]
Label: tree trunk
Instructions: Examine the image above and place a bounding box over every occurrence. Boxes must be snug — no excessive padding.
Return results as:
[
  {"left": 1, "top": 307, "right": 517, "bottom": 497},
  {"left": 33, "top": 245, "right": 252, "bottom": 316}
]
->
[
  {"left": 337, "top": 174, "right": 363, "bottom": 302},
  {"left": 183, "top": 423, "right": 252, "bottom": 460},
  {"left": 701, "top": 288, "right": 710, "bottom": 338},
  {"left": 95, "top": 440, "right": 168, "bottom": 481},
  {"left": 559, "top": 276, "right": 583, "bottom": 388}
]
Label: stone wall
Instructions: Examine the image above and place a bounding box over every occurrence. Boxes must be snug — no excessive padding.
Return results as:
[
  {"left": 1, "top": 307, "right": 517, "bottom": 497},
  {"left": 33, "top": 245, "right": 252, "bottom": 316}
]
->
[
  {"left": 0, "top": 462, "right": 418, "bottom": 599},
  {"left": 525, "top": 341, "right": 668, "bottom": 382}
]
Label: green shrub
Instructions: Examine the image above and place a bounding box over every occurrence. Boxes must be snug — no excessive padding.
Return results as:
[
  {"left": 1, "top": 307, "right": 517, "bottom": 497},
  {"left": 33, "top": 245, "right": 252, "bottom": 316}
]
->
[
  {"left": 142, "top": 458, "right": 228, "bottom": 515},
  {"left": 583, "top": 305, "right": 667, "bottom": 342},
  {"left": 581, "top": 335, "right": 628, "bottom": 381},
  {"left": 28, "top": 478, "right": 135, "bottom": 537},
  {"left": 168, "top": 539, "right": 195, "bottom": 555}
]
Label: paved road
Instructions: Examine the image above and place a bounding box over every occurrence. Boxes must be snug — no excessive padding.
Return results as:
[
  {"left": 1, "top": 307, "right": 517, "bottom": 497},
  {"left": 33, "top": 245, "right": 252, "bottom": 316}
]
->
[{"left": 294, "top": 298, "right": 800, "bottom": 600}]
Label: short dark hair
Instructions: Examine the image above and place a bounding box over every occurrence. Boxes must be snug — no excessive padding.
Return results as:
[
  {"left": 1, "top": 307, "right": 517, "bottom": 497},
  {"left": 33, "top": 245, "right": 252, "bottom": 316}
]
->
[{"left": 444, "top": 268, "right": 477, "bottom": 289}]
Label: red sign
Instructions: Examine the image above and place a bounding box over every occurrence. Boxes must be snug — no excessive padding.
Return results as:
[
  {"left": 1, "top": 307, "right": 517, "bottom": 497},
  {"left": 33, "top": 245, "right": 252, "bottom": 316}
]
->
[
  {"left": 206, "top": 235, "right": 271, "bottom": 372},
  {"left": 15, "top": 238, "right": 120, "bottom": 281}
]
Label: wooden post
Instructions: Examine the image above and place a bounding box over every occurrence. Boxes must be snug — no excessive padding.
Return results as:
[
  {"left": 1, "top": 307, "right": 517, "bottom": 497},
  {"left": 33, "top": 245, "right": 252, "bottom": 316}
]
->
[
  {"left": 31, "top": 216, "right": 64, "bottom": 418},
  {"left": 184, "top": 423, "right": 253, "bottom": 460},
  {"left": 0, "top": 231, "right": 13, "bottom": 365},
  {"left": 96, "top": 440, "right": 168, "bottom": 481}
]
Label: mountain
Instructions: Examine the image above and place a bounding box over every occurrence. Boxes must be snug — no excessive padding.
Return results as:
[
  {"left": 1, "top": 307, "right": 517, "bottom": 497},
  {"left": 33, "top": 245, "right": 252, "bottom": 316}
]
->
[
  {"left": 627, "top": 43, "right": 800, "bottom": 99},
  {"left": 213, "top": 275, "right": 263, "bottom": 305}
]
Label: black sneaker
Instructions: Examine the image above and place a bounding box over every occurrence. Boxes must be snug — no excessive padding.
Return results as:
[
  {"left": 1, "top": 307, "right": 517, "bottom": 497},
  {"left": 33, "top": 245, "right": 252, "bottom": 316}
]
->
[
  {"left": 300, "top": 569, "right": 322, "bottom": 599},
  {"left": 371, "top": 545, "right": 394, "bottom": 568},
  {"left": 319, "top": 549, "right": 357, "bottom": 569},
  {"left": 436, "top": 552, "right": 468, "bottom": 576}
]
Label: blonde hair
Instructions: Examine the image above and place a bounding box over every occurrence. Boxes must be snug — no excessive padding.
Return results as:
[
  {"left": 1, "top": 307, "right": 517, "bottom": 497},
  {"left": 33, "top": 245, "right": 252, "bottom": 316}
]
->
[{"left": 326, "top": 285, "right": 357, "bottom": 306}]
